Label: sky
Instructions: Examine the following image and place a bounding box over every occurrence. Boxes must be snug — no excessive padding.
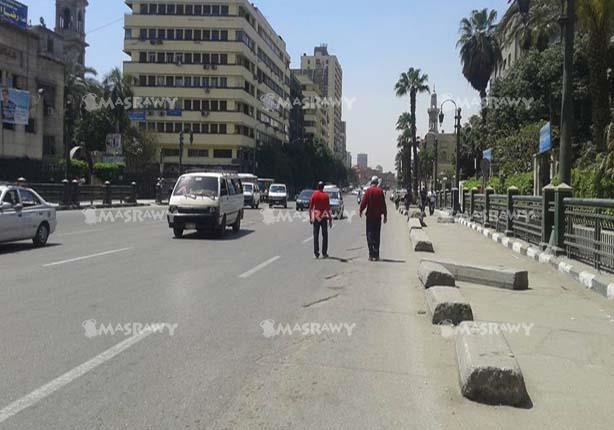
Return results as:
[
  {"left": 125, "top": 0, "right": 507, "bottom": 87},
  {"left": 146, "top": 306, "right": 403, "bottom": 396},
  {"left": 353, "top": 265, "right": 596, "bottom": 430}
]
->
[{"left": 24, "top": 0, "right": 510, "bottom": 172}]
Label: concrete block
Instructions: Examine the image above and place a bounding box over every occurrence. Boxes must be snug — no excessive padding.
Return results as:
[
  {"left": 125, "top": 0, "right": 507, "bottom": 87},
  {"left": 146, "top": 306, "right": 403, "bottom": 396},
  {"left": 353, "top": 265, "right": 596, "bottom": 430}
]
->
[
  {"left": 455, "top": 321, "right": 530, "bottom": 407},
  {"left": 408, "top": 218, "right": 422, "bottom": 231},
  {"left": 437, "top": 215, "right": 455, "bottom": 224},
  {"left": 425, "top": 286, "right": 473, "bottom": 325},
  {"left": 418, "top": 261, "right": 455, "bottom": 288},
  {"left": 410, "top": 229, "right": 434, "bottom": 253},
  {"left": 408, "top": 209, "right": 423, "bottom": 219},
  {"left": 421, "top": 259, "right": 528, "bottom": 290}
]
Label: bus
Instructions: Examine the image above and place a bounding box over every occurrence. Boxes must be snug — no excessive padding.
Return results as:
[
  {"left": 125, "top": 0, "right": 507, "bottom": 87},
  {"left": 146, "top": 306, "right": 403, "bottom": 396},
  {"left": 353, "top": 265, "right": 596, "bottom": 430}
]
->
[{"left": 257, "top": 178, "right": 275, "bottom": 202}]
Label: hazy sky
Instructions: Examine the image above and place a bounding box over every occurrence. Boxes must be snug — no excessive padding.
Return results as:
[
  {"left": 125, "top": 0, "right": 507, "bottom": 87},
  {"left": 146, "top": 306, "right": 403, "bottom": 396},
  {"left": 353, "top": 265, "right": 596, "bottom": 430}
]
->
[{"left": 25, "top": 0, "right": 510, "bottom": 171}]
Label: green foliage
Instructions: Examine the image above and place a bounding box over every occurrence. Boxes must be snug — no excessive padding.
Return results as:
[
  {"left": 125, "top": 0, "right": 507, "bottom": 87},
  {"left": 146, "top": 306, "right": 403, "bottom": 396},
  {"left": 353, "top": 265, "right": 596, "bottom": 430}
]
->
[
  {"left": 59, "top": 159, "right": 89, "bottom": 179},
  {"left": 487, "top": 177, "right": 505, "bottom": 193},
  {"left": 462, "top": 177, "right": 481, "bottom": 190},
  {"left": 505, "top": 172, "right": 534, "bottom": 195},
  {"left": 93, "top": 163, "right": 125, "bottom": 183}
]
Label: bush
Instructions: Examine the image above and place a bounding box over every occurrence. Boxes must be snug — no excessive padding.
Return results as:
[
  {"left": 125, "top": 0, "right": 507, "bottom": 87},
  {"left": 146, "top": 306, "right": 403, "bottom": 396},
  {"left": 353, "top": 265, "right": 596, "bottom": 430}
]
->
[
  {"left": 93, "top": 162, "right": 125, "bottom": 183},
  {"left": 505, "top": 172, "right": 534, "bottom": 195},
  {"left": 462, "top": 178, "right": 481, "bottom": 190},
  {"left": 59, "top": 159, "right": 89, "bottom": 179}
]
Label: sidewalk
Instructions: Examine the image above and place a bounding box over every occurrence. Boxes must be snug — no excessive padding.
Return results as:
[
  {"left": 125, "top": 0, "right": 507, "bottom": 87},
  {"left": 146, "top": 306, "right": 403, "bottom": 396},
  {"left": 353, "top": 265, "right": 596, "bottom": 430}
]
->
[{"left": 419, "top": 212, "right": 614, "bottom": 428}]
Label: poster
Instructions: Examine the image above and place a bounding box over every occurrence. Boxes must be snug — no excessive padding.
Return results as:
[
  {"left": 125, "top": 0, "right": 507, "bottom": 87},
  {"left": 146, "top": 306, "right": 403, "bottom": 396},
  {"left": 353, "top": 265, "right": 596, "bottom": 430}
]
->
[
  {"left": 0, "top": 0, "right": 28, "bottom": 30},
  {"left": 105, "top": 134, "right": 123, "bottom": 155},
  {"left": 539, "top": 122, "right": 552, "bottom": 154},
  {"left": 1, "top": 87, "right": 30, "bottom": 125}
]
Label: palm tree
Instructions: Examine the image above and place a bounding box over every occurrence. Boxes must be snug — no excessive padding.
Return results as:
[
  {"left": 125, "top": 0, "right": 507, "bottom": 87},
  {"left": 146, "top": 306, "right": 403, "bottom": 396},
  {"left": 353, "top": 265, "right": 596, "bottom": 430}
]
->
[
  {"left": 457, "top": 9, "right": 501, "bottom": 106},
  {"left": 102, "top": 67, "right": 134, "bottom": 133},
  {"left": 395, "top": 68, "right": 429, "bottom": 198},
  {"left": 577, "top": 0, "right": 614, "bottom": 153},
  {"left": 504, "top": 0, "right": 559, "bottom": 52}
]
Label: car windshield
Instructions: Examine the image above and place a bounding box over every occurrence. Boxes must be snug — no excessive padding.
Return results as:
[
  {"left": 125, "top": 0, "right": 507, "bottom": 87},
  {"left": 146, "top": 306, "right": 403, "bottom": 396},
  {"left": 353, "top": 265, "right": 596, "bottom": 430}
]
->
[
  {"left": 243, "top": 184, "right": 253, "bottom": 192},
  {"left": 327, "top": 191, "right": 340, "bottom": 200},
  {"left": 173, "top": 176, "right": 218, "bottom": 197},
  {"left": 299, "top": 191, "right": 313, "bottom": 199},
  {"left": 270, "top": 185, "right": 286, "bottom": 193}
]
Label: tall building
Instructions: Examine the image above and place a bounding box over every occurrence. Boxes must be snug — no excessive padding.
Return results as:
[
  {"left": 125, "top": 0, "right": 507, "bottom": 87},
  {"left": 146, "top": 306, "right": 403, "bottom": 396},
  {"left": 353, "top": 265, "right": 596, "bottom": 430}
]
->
[
  {"left": 292, "top": 70, "right": 328, "bottom": 145},
  {"left": 55, "top": 0, "right": 89, "bottom": 67},
  {"left": 357, "top": 153, "right": 368, "bottom": 168},
  {"left": 123, "top": 0, "right": 292, "bottom": 175},
  {"left": 300, "top": 44, "right": 344, "bottom": 159},
  {"left": 0, "top": 1, "right": 69, "bottom": 181}
]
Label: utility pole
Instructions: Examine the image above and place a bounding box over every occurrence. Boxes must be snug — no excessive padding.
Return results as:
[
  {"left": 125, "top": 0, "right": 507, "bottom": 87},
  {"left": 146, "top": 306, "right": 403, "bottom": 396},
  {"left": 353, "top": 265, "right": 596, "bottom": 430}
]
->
[
  {"left": 559, "top": 0, "right": 575, "bottom": 185},
  {"left": 179, "top": 131, "right": 184, "bottom": 175}
]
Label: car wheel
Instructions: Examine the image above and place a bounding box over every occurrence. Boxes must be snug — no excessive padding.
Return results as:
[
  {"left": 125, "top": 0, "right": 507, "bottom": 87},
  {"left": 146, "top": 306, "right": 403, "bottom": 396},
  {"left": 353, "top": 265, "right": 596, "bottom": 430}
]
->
[
  {"left": 232, "top": 213, "right": 241, "bottom": 233},
  {"left": 218, "top": 215, "right": 227, "bottom": 237},
  {"left": 173, "top": 227, "right": 184, "bottom": 238},
  {"left": 269, "top": 204, "right": 273, "bottom": 208},
  {"left": 256, "top": 202, "right": 259, "bottom": 209},
  {"left": 284, "top": 201, "right": 288, "bottom": 209},
  {"left": 33, "top": 223, "right": 49, "bottom": 247}
]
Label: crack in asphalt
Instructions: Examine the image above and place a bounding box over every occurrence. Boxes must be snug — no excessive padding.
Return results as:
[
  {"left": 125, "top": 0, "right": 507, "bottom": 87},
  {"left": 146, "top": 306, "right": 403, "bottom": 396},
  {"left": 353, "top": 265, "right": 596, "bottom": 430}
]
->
[{"left": 302, "top": 294, "right": 340, "bottom": 308}]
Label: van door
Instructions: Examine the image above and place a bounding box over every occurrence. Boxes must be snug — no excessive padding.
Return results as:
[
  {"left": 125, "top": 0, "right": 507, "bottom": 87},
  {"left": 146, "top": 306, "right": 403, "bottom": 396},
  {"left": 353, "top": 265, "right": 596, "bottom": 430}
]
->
[
  {"left": 219, "top": 178, "right": 229, "bottom": 225},
  {"left": 18, "top": 189, "right": 44, "bottom": 238}
]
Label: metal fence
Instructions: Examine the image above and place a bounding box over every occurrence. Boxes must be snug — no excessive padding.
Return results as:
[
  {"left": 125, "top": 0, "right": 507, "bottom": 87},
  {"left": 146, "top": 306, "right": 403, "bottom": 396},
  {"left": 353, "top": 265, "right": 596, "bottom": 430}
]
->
[
  {"left": 488, "top": 194, "right": 508, "bottom": 233},
  {"left": 511, "top": 196, "right": 543, "bottom": 246},
  {"left": 29, "top": 181, "right": 137, "bottom": 207},
  {"left": 472, "top": 194, "right": 485, "bottom": 224},
  {"left": 564, "top": 199, "right": 614, "bottom": 272}
]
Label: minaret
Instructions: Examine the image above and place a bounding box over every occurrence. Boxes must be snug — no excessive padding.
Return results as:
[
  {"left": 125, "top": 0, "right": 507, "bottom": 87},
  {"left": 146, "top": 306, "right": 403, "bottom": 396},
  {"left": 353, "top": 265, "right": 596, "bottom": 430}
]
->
[
  {"left": 428, "top": 86, "right": 439, "bottom": 134},
  {"left": 55, "top": 0, "right": 89, "bottom": 67}
]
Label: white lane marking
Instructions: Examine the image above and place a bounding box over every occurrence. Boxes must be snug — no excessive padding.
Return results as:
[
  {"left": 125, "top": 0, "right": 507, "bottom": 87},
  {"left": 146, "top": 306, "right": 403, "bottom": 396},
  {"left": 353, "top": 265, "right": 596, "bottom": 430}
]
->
[
  {"left": 0, "top": 331, "right": 152, "bottom": 424},
  {"left": 43, "top": 248, "right": 132, "bottom": 267},
  {"left": 302, "top": 236, "right": 314, "bottom": 244},
  {"left": 239, "top": 256, "right": 280, "bottom": 279}
]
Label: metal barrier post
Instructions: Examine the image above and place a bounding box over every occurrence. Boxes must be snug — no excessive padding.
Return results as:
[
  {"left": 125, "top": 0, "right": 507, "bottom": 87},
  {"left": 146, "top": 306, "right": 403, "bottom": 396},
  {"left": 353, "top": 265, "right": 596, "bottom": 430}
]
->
[
  {"left": 131, "top": 182, "right": 137, "bottom": 204},
  {"left": 62, "top": 179, "right": 71, "bottom": 207},
  {"left": 541, "top": 184, "right": 556, "bottom": 249},
  {"left": 71, "top": 180, "right": 80, "bottom": 208},
  {"left": 484, "top": 187, "right": 494, "bottom": 227},
  {"left": 104, "top": 181, "right": 112, "bottom": 206},
  {"left": 506, "top": 186, "right": 519, "bottom": 237},
  {"left": 553, "top": 183, "right": 573, "bottom": 255}
]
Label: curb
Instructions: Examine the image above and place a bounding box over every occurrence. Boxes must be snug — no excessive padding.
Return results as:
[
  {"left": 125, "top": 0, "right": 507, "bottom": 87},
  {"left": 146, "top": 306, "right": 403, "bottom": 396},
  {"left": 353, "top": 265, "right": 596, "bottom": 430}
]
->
[{"left": 456, "top": 216, "right": 614, "bottom": 300}]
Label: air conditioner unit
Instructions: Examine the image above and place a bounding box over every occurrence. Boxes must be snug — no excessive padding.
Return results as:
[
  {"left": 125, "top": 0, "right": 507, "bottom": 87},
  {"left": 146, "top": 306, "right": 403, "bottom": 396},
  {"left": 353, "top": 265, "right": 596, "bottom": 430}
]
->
[
  {"left": 147, "top": 110, "right": 154, "bottom": 116},
  {"left": 176, "top": 60, "right": 183, "bottom": 66},
  {"left": 203, "top": 64, "right": 210, "bottom": 70},
  {"left": 157, "top": 39, "right": 164, "bottom": 45},
  {"left": 201, "top": 110, "right": 210, "bottom": 117},
  {"left": 159, "top": 111, "right": 166, "bottom": 116},
  {"left": 211, "top": 64, "right": 218, "bottom": 70},
  {"left": 204, "top": 88, "right": 210, "bottom": 93}
]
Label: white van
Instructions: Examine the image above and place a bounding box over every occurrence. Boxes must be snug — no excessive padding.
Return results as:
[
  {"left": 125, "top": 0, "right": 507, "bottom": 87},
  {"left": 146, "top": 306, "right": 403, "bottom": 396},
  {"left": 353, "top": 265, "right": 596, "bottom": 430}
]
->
[{"left": 167, "top": 172, "right": 244, "bottom": 238}]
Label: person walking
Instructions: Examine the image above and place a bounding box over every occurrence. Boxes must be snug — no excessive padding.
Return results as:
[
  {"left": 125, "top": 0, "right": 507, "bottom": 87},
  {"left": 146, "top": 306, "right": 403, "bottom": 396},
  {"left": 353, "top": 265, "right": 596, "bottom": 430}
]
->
[
  {"left": 420, "top": 187, "right": 428, "bottom": 214},
  {"left": 360, "top": 176, "right": 388, "bottom": 261},
  {"left": 309, "top": 181, "right": 332, "bottom": 259}
]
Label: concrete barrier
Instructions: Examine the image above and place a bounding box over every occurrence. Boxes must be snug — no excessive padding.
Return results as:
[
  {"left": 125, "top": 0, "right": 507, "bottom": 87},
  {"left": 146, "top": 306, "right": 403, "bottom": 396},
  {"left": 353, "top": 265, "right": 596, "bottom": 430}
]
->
[
  {"left": 425, "top": 286, "right": 473, "bottom": 325},
  {"left": 418, "top": 261, "right": 455, "bottom": 288},
  {"left": 408, "top": 209, "right": 423, "bottom": 219},
  {"left": 455, "top": 321, "right": 530, "bottom": 407},
  {"left": 421, "top": 259, "right": 528, "bottom": 290},
  {"left": 437, "top": 215, "right": 455, "bottom": 224},
  {"left": 408, "top": 218, "right": 423, "bottom": 231},
  {"left": 410, "top": 229, "right": 435, "bottom": 253}
]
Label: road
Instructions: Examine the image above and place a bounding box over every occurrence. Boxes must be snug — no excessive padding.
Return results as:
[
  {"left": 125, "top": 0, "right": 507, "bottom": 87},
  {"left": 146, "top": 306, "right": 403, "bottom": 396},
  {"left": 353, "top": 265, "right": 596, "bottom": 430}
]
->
[{"left": 0, "top": 197, "right": 466, "bottom": 429}]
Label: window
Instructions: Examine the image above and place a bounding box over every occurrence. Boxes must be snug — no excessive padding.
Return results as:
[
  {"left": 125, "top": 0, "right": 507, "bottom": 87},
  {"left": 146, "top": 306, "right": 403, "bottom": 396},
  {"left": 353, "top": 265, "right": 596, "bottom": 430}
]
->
[
  {"left": 174, "top": 122, "right": 183, "bottom": 133},
  {"left": 195, "top": 5, "right": 202, "bottom": 15},
  {"left": 184, "top": 100, "right": 192, "bottom": 110},
  {"left": 185, "top": 5, "right": 193, "bottom": 15},
  {"left": 158, "top": 29, "right": 166, "bottom": 39},
  {"left": 148, "top": 3, "right": 157, "bottom": 14},
  {"left": 188, "top": 149, "right": 208, "bottom": 157},
  {"left": 157, "top": 122, "right": 164, "bottom": 132},
  {"left": 212, "top": 5, "right": 220, "bottom": 16},
  {"left": 43, "top": 136, "right": 56, "bottom": 156},
  {"left": 148, "top": 52, "right": 156, "bottom": 63},
  {"left": 227, "top": 179, "right": 236, "bottom": 195},
  {"left": 139, "top": 75, "right": 147, "bottom": 86},
  {"left": 165, "top": 122, "right": 174, "bottom": 133},
  {"left": 158, "top": 4, "right": 166, "bottom": 15},
  {"left": 166, "top": 52, "right": 174, "bottom": 63},
  {"left": 185, "top": 29, "right": 193, "bottom": 40},
  {"left": 140, "top": 4, "right": 148, "bottom": 14},
  {"left": 157, "top": 52, "right": 165, "bottom": 63},
  {"left": 203, "top": 30, "right": 211, "bottom": 41},
  {"left": 212, "top": 30, "right": 219, "bottom": 41},
  {"left": 161, "top": 148, "right": 180, "bottom": 157},
  {"left": 194, "top": 30, "right": 202, "bottom": 41},
  {"left": 139, "top": 28, "right": 147, "bottom": 39},
  {"left": 167, "top": 4, "right": 175, "bottom": 14},
  {"left": 219, "top": 124, "right": 227, "bottom": 134},
  {"left": 220, "top": 101, "right": 227, "bottom": 111},
  {"left": 148, "top": 28, "right": 156, "bottom": 39},
  {"left": 204, "top": 5, "right": 211, "bottom": 15},
  {"left": 214, "top": 149, "right": 232, "bottom": 158},
  {"left": 147, "top": 75, "right": 155, "bottom": 87},
  {"left": 193, "top": 100, "right": 201, "bottom": 111},
  {"left": 220, "top": 179, "right": 228, "bottom": 196},
  {"left": 176, "top": 4, "right": 184, "bottom": 15},
  {"left": 166, "top": 76, "right": 174, "bottom": 87},
  {"left": 167, "top": 29, "right": 174, "bottom": 40},
  {"left": 221, "top": 5, "right": 229, "bottom": 15},
  {"left": 139, "top": 52, "right": 147, "bottom": 63},
  {"left": 221, "top": 31, "right": 228, "bottom": 41},
  {"left": 125, "top": 28, "right": 132, "bottom": 40},
  {"left": 184, "top": 53, "right": 193, "bottom": 64},
  {"left": 210, "top": 124, "right": 218, "bottom": 134},
  {"left": 175, "top": 76, "right": 184, "bottom": 87},
  {"left": 157, "top": 76, "right": 165, "bottom": 86},
  {"left": 220, "top": 77, "right": 227, "bottom": 88},
  {"left": 176, "top": 29, "right": 184, "bottom": 41},
  {"left": 19, "top": 189, "right": 41, "bottom": 207},
  {"left": 2, "top": 190, "right": 19, "bottom": 206},
  {"left": 192, "top": 123, "right": 201, "bottom": 133},
  {"left": 193, "top": 76, "right": 201, "bottom": 87}
]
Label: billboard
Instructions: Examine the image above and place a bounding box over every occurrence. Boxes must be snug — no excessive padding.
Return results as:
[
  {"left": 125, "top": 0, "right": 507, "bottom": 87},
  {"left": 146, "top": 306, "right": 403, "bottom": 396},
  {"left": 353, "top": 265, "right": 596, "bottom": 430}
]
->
[
  {"left": 539, "top": 122, "right": 552, "bottom": 154},
  {"left": 0, "top": 0, "right": 28, "bottom": 30},
  {"left": 1, "top": 87, "right": 30, "bottom": 125},
  {"left": 105, "top": 134, "right": 123, "bottom": 155}
]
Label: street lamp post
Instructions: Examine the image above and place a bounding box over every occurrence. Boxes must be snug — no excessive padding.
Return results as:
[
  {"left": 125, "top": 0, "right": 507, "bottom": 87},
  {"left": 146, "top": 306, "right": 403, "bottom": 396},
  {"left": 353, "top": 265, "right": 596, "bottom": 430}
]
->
[
  {"left": 439, "top": 99, "right": 462, "bottom": 213},
  {"left": 426, "top": 131, "right": 439, "bottom": 192}
]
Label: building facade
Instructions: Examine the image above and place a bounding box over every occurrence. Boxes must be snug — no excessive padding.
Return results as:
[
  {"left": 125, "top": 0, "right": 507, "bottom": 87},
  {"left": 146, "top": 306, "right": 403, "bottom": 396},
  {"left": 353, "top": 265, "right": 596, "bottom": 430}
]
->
[
  {"left": 356, "top": 153, "right": 367, "bottom": 168},
  {"left": 0, "top": 12, "right": 66, "bottom": 180},
  {"left": 123, "top": 0, "right": 292, "bottom": 175},
  {"left": 423, "top": 90, "right": 455, "bottom": 187},
  {"left": 55, "top": 0, "right": 89, "bottom": 67},
  {"left": 292, "top": 69, "right": 328, "bottom": 145},
  {"left": 300, "top": 44, "right": 345, "bottom": 160}
]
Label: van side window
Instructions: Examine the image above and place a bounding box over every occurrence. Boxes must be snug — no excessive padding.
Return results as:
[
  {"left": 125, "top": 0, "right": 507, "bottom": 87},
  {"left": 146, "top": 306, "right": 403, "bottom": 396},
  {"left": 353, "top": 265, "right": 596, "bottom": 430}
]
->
[
  {"left": 220, "top": 179, "right": 228, "bottom": 196},
  {"left": 227, "top": 179, "right": 236, "bottom": 195},
  {"left": 232, "top": 179, "right": 242, "bottom": 194}
]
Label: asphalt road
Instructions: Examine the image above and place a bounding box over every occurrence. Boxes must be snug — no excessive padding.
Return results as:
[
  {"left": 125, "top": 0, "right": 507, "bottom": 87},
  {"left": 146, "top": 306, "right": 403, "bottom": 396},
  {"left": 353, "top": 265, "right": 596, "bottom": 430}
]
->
[{"left": 0, "top": 197, "right": 456, "bottom": 429}]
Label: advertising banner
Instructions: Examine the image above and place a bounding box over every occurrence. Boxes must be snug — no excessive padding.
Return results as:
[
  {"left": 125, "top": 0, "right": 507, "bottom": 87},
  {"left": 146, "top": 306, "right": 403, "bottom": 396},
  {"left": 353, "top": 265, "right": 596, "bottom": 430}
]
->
[
  {"left": 539, "top": 122, "right": 552, "bottom": 154},
  {"left": 1, "top": 87, "right": 30, "bottom": 125},
  {"left": 0, "top": 0, "right": 28, "bottom": 30}
]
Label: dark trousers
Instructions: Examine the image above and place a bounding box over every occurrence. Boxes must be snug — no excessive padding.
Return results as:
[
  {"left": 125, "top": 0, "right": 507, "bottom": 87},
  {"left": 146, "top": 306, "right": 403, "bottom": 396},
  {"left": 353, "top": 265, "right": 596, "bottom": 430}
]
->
[
  {"left": 366, "top": 218, "right": 382, "bottom": 259},
  {"left": 313, "top": 219, "right": 328, "bottom": 256}
]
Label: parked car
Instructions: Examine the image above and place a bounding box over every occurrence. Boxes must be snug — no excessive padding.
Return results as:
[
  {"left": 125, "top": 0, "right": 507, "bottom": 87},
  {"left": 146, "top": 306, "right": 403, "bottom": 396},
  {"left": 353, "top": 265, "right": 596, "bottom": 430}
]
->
[
  {"left": 268, "top": 184, "right": 288, "bottom": 208},
  {"left": 295, "top": 189, "right": 314, "bottom": 211},
  {"left": 324, "top": 186, "right": 345, "bottom": 219},
  {"left": 167, "top": 173, "right": 244, "bottom": 238},
  {"left": 0, "top": 185, "right": 57, "bottom": 246},
  {"left": 242, "top": 183, "right": 261, "bottom": 209}
]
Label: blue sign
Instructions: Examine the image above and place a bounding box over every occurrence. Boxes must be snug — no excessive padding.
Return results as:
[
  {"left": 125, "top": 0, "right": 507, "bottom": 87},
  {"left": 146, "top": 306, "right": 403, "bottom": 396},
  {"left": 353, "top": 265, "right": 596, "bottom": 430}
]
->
[
  {"left": 483, "top": 148, "right": 493, "bottom": 161},
  {"left": 128, "top": 111, "right": 146, "bottom": 121},
  {"left": 0, "top": 0, "right": 28, "bottom": 30},
  {"left": 1, "top": 87, "right": 30, "bottom": 125},
  {"left": 165, "top": 109, "right": 182, "bottom": 117},
  {"left": 539, "top": 122, "right": 552, "bottom": 154}
]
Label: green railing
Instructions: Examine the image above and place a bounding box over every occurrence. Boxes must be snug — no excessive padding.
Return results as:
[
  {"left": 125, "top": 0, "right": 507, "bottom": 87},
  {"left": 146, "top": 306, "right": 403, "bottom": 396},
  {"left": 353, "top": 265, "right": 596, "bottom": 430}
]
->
[
  {"left": 489, "top": 194, "right": 508, "bottom": 233},
  {"left": 564, "top": 198, "right": 614, "bottom": 273},
  {"left": 511, "top": 196, "right": 543, "bottom": 246},
  {"left": 472, "top": 194, "right": 485, "bottom": 224}
]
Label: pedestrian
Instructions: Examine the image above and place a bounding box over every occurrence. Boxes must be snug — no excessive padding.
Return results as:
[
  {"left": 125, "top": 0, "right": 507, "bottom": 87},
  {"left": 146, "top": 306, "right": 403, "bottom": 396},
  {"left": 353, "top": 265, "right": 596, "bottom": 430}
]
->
[
  {"left": 428, "top": 190, "right": 436, "bottom": 215},
  {"left": 404, "top": 190, "right": 411, "bottom": 212},
  {"left": 420, "top": 187, "right": 428, "bottom": 213},
  {"left": 360, "top": 176, "right": 388, "bottom": 261},
  {"left": 309, "top": 181, "right": 332, "bottom": 259}
]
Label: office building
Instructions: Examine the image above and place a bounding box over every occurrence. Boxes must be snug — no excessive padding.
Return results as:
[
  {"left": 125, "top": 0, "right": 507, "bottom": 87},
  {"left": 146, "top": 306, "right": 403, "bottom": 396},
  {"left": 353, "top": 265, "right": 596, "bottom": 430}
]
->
[
  {"left": 357, "top": 153, "right": 368, "bottom": 168},
  {"left": 292, "top": 69, "right": 328, "bottom": 145}
]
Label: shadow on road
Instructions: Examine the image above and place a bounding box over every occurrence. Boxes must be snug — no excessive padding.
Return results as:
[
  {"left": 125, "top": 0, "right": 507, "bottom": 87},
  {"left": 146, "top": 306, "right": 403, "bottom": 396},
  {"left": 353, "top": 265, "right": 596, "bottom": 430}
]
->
[
  {"left": 379, "top": 259, "right": 406, "bottom": 264},
  {"left": 0, "top": 242, "right": 61, "bottom": 255},
  {"left": 176, "top": 229, "right": 255, "bottom": 241}
]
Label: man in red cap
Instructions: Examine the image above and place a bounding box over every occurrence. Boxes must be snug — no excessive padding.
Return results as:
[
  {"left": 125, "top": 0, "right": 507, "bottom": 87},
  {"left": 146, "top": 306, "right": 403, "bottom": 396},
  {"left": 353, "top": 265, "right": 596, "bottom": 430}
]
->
[
  {"left": 309, "top": 181, "right": 332, "bottom": 259},
  {"left": 360, "top": 176, "right": 388, "bottom": 261}
]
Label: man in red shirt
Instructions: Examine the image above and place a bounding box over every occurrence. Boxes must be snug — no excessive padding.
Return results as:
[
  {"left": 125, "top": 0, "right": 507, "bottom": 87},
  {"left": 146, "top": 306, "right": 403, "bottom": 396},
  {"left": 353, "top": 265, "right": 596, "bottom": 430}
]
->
[
  {"left": 360, "top": 176, "right": 388, "bottom": 261},
  {"left": 309, "top": 181, "right": 333, "bottom": 259}
]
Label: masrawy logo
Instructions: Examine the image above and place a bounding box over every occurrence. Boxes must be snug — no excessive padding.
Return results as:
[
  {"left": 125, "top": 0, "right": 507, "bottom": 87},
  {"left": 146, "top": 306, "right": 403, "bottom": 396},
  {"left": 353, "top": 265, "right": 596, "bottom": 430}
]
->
[
  {"left": 440, "top": 321, "right": 535, "bottom": 338},
  {"left": 81, "top": 93, "right": 178, "bottom": 112},
  {"left": 259, "top": 319, "right": 356, "bottom": 338},
  {"left": 259, "top": 207, "right": 358, "bottom": 225},
  {"left": 82, "top": 208, "right": 167, "bottom": 225},
  {"left": 82, "top": 319, "right": 178, "bottom": 338}
]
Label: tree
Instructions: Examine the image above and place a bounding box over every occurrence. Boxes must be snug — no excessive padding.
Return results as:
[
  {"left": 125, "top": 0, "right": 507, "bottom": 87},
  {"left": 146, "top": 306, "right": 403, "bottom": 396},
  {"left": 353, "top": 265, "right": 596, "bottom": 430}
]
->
[
  {"left": 394, "top": 68, "right": 430, "bottom": 199},
  {"left": 504, "top": 0, "right": 560, "bottom": 52},
  {"left": 457, "top": 9, "right": 501, "bottom": 103},
  {"left": 576, "top": 0, "right": 614, "bottom": 152},
  {"left": 102, "top": 67, "right": 134, "bottom": 134}
]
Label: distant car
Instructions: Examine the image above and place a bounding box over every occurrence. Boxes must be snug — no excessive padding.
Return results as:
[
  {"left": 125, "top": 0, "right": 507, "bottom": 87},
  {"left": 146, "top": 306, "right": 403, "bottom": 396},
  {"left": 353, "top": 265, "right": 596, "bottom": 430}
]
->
[
  {"left": 268, "top": 184, "right": 288, "bottom": 208},
  {"left": 242, "top": 183, "right": 260, "bottom": 209},
  {"left": 167, "top": 172, "right": 244, "bottom": 238},
  {"left": 324, "top": 187, "right": 345, "bottom": 219},
  {"left": 0, "top": 185, "right": 57, "bottom": 246},
  {"left": 295, "top": 189, "right": 314, "bottom": 211}
]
